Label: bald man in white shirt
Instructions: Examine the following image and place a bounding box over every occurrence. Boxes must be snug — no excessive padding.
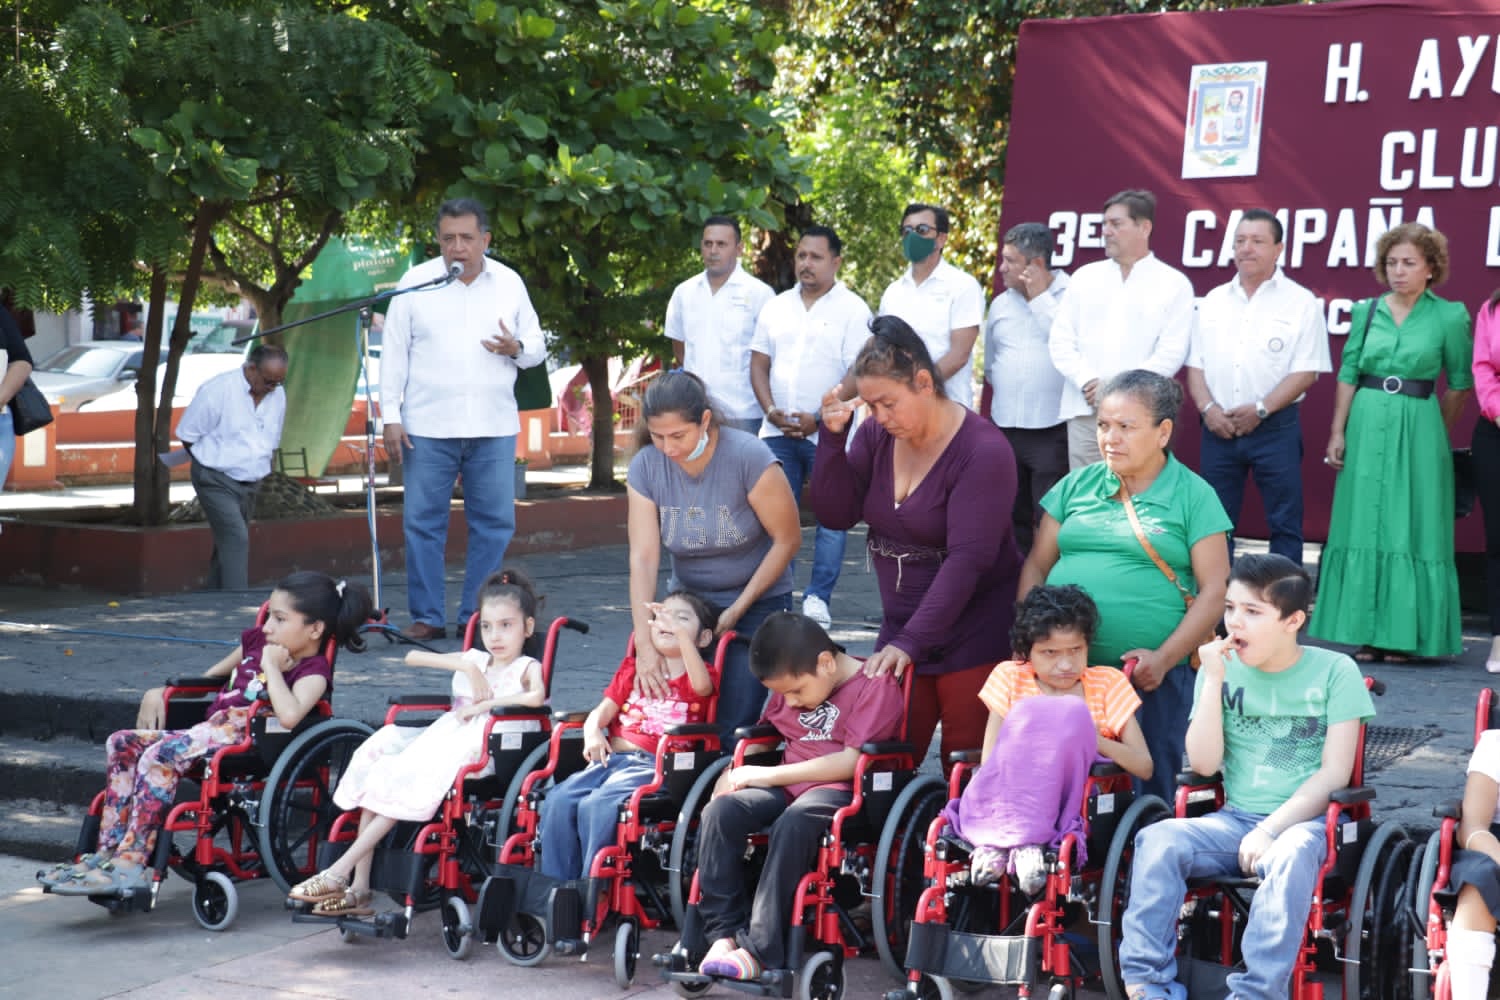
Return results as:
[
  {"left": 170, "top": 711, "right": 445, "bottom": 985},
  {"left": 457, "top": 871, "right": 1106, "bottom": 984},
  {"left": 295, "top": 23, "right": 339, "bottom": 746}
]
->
[{"left": 381, "top": 198, "right": 546, "bottom": 640}]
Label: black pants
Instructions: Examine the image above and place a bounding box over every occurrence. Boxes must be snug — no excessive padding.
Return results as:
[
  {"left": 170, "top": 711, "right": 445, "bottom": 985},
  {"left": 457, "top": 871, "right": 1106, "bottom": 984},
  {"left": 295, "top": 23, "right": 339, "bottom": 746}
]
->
[
  {"left": 998, "top": 423, "right": 1068, "bottom": 553},
  {"left": 695, "top": 785, "right": 850, "bottom": 969},
  {"left": 1472, "top": 419, "right": 1500, "bottom": 634}
]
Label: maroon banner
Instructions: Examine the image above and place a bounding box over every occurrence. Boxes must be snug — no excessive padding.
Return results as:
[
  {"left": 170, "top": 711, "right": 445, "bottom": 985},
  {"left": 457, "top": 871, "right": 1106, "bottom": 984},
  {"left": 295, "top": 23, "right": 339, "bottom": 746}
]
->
[{"left": 998, "top": 0, "right": 1500, "bottom": 547}]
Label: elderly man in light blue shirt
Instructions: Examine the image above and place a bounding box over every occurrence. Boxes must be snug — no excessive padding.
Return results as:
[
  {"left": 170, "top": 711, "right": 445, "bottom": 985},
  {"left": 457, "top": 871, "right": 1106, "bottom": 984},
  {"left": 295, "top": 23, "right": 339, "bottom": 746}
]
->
[
  {"left": 984, "top": 222, "right": 1070, "bottom": 552},
  {"left": 177, "top": 343, "right": 289, "bottom": 590}
]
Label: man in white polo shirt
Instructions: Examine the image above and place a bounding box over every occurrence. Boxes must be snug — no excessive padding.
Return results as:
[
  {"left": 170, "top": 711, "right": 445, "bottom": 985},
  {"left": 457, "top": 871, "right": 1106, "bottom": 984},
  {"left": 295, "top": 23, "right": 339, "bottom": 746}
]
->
[
  {"left": 1186, "top": 208, "right": 1330, "bottom": 566},
  {"left": 177, "top": 344, "right": 288, "bottom": 590},
  {"left": 665, "top": 215, "right": 775, "bottom": 433},
  {"left": 381, "top": 198, "right": 546, "bottom": 640},
  {"left": 1049, "top": 188, "right": 1195, "bottom": 467},
  {"left": 749, "top": 225, "right": 872, "bottom": 628},
  {"left": 879, "top": 202, "right": 985, "bottom": 409}
]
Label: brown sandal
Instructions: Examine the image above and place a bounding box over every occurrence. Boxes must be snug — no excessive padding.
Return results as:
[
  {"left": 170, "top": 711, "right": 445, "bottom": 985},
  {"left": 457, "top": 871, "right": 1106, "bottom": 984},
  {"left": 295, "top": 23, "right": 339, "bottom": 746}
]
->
[
  {"left": 311, "top": 887, "right": 374, "bottom": 917},
  {"left": 288, "top": 869, "right": 349, "bottom": 903}
]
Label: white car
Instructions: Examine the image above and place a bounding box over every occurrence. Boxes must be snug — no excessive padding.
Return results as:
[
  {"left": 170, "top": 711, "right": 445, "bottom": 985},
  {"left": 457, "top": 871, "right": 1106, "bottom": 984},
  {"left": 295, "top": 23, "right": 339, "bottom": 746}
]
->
[
  {"left": 79, "top": 353, "right": 247, "bottom": 411},
  {"left": 31, "top": 342, "right": 145, "bottom": 411}
]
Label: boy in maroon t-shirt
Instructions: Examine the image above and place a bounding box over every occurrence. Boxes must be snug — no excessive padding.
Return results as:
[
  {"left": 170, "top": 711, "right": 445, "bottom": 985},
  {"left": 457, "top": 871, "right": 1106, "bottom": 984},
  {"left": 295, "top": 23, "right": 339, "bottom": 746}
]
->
[{"left": 695, "top": 612, "right": 904, "bottom": 981}]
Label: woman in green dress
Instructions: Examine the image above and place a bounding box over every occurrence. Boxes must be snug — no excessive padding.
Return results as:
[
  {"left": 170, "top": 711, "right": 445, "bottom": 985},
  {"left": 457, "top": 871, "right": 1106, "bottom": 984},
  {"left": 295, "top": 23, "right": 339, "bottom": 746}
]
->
[{"left": 1312, "top": 222, "right": 1473, "bottom": 662}]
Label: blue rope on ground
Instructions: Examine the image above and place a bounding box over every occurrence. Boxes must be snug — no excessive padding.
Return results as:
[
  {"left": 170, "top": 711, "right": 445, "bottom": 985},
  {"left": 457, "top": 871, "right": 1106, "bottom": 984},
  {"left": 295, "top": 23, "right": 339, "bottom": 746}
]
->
[{"left": 0, "top": 621, "right": 236, "bottom": 646}]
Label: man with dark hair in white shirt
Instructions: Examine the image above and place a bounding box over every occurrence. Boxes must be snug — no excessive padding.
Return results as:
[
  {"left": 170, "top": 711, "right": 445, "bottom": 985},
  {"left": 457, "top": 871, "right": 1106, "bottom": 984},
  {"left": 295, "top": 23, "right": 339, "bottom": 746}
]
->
[
  {"left": 381, "top": 198, "right": 546, "bottom": 640},
  {"left": 984, "top": 222, "right": 1071, "bottom": 552},
  {"left": 665, "top": 215, "right": 775, "bottom": 432},
  {"left": 1049, "top": 188, "right": 1195, "bottom": 468},
  {"left": 177, "top": 344, "right": 288, "bottom": 590},
  {"left": 1186, "top": 209, "right": 1330, "bottom": 566}
]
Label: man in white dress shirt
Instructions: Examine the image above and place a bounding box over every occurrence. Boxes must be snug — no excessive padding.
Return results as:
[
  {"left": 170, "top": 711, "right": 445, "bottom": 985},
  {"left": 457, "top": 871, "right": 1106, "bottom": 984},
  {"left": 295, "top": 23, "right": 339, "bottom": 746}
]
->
[
  {"left": 665, "top": 215, "right": 775, "bottom": 433},
  {"left": 749, "top": 225, "right": 871, "bottom": 628},
  {"left": 1186, "top": 209, "right": 1330, "bottom": 566},
  {"left": 381, "top": 198, "right": 546, "bottom": 640},
  {"left": 1049, "top": 189, "right": 1195, "bottom": 468},
  {"left": 177, "top": 344, "right": 288, "bottom": 590},
  {"left": 879, "top": 203, "right": 985, "bottom": 409},
  {"left": 983, "top": 222, "right": 1071, "bottom": 553}
]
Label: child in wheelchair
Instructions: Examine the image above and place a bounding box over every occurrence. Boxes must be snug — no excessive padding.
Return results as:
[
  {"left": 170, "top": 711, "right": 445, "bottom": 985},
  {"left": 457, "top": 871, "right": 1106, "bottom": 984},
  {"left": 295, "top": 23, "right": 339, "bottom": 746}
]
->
[
  {"left": 694, "top": 611, "right": 904, "bottom": 982},
  {"left": 538, "top": 589, "right": 718, "bottom": 881},
  {"left": 1435, "top": 726, "right": 1500, "bottom": 999},
  {"left": 37, "top": 572, "right": 373, "bottom": 896},
  {"left": 947, "top": 584, "right": 1152, "bottom": 894},
  {"left": 1117, "top": 553, "right": 1375, "bottom": 1000},
  {"left": 288, "top": 568, "right": 545, "bottom": 917}
]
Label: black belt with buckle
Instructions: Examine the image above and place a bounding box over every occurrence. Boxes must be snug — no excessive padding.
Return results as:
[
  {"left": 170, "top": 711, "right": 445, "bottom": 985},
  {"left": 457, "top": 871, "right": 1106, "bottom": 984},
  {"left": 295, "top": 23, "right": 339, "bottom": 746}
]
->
[{"left": 1356, "top": 374, "right": 1435, "bottom": 399}]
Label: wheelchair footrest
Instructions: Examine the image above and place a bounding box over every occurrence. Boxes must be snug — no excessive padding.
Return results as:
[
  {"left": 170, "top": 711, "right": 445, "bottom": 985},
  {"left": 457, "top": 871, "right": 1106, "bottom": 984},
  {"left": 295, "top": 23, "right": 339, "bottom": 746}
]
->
[{"left": 904, "top": 920, "right": 1041, "bottom": 987}]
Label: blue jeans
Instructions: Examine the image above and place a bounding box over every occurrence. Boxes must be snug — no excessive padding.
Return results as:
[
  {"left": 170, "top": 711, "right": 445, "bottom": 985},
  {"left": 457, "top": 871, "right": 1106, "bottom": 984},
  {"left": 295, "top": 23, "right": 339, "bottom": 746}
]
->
[
  {"left": 1199, "top": 405, "right": 1305, "bottom": 566},
  {"left": 1118, "top": 804, "right": 1328, "bottom": 1000},
  {"left": 0, "top": 409, "right": 14, "bottom": 488},
  {"left": 1137, "top": 663, "right": 1194, "bottom": 803},
  {"left": 402, "top": 434, "right": 516, "bottom": 627},
  {"left": 764, "top": 435, "right": 846, "bottom": 603},
  {"left": 538, "top": 750, "right": 657, "bottom": 881},
  {"left": 717, "top": 590, "right": 793, "bottom": 744}
]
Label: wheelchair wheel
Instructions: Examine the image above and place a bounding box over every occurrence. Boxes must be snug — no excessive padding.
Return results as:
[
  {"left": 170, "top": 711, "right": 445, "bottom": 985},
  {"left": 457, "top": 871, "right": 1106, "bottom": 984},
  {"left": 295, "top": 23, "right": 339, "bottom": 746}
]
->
[
  {"left": 256, "top": 719, "right": 373, "bottom": 893},
  {"left": 871, "top": 774, "right": 948, "bottom": 981},
  {"left": 798, "top": 949, "right": 844, "bottom": 1000},
  {"left": 191, "top": 870, "right": 239, "bottom": 931},
  {"left": 614, "top": 919, "right": 639, "bottom": 989},
  {"left": 1343, "top": 822, "right": 1411, "bottom": 1000},
  {"left": 1046, "top": 983, "right": 1072, "bottom": 1000},
  {"left": 1397, "top": 837, "right": 1429, "bottom": 1000},
  {"left": 441, "top": 895, "right": 475, "bottom": 961},
  {"left": 497, "top": 742, "right": 551, "bottom": 847},
  {"left": 496, "top": 910, "right": 551, "bottom": 966},
  {"left": 668, "top": 755, "right": 733, "bottom": 929},
  {"left": 1411, "top": 830, "right": 1443, "bottom": 1000},
  {"left": 1096, "top": 794, "right": 1171, "bottom": 1000}
]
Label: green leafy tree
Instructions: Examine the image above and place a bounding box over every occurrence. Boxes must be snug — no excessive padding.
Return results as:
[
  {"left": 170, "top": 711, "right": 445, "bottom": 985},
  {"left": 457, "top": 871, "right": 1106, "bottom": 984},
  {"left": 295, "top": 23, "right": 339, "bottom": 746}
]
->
[
  {"left": 17, "top": 2, "right": 433, "bottom": 523},
  {"left": 385, "top": 0, "right": 808, "bottom": 487}
]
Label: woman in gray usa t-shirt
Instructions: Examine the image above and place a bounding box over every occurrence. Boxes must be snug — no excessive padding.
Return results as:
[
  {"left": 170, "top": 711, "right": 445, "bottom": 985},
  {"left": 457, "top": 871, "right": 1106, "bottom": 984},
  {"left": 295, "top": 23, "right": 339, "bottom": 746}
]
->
[{"left": 627, "top": 371, "right": 800, "bottom": 741}]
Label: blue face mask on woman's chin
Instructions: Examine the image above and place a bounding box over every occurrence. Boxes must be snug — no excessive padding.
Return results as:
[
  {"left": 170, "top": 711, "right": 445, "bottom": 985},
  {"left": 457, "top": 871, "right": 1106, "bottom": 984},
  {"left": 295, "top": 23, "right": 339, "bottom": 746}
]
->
[{"left": 685, "top": 429, "right": 709, "bottom": 462}]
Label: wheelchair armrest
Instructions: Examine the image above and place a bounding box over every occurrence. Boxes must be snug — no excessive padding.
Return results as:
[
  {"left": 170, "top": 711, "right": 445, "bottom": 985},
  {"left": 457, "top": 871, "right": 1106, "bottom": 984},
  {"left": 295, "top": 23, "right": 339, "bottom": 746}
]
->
[
  {"left": 1089, "top": 761, "right": 1125, "bottom": 777},
  {"left": 1177, "top": 770, "right": 1223, "bottom": 787},
  {"left": 560, "top": 618, "right": 590, "bottom": 634},
  {"left": 389, "top": 693, "right": 453, "bottom": 708},
  {"left": 1330, "top": 786, "right": 1376, "bottom": 806},
  {"left": 489, "top": 705, "right": 550, "bottom": 718},
  {"left": 860, "top": 740, "right": 914, "bottom": 757},
  {"left": 165, "top": 676, "right": 225, "bottom": 690},
  {"left": 733, "top": 725, "right": 780, "bottom": 742},
  {"left": 663, "top": 723, "right": 719, "bottom": 737},
  {"left": 947, "top": 749, "right": 983, "bottom": 765},
  {"left": 1435, "top": 798, "right": 1463, "bottom": 821},
  {"left": 552, "top": 710, "right": 592, "bottom": 724}
]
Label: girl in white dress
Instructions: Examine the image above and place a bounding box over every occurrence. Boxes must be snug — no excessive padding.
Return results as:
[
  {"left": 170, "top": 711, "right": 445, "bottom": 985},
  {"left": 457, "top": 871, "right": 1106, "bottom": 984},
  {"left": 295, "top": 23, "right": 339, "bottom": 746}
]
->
[{"left": 288, "top": 568, "right": 546, "bottom": 915}]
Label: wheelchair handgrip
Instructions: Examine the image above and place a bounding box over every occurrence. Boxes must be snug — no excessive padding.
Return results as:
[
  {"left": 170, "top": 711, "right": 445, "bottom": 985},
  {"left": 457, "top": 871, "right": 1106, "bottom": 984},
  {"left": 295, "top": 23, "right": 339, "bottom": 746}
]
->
[
  {"left": 1176, "top": 770, "right": 1222, "bottom": 786},
  {"left": 1368, "top": 678, "right": 1387, "bottom": 696},
  {"left": 859, "top": 740, "right": 913, "bottom": 756},
  {"left": 1434, "top": 798, "right": 1463, "bottom": 820},
  {"left": 552, "top": 709, "right": 592, "bottom": 724},
  {"left": 1329, "top": 786, "right": 1375, "bottom": 806},
  {"left": 489, "top": 705, "right": 550, "bottom": 717},
  {"left": 733, "top": 724, "right": 780, "bottom": 742},
  {"left": 165, "top": 676, "right": 226, "bottom": 689},
  {"left": 561, "top": 618, "right": 590, "bottom": 634},
  {"left": 663, "top": 723, "right": 719, "bottom": 736},
  {"left": 389, "top": 693, "right": 454, "bottom": 707},
  {"left": 947, "top": 749, "right": 982, "bottom": 764}
]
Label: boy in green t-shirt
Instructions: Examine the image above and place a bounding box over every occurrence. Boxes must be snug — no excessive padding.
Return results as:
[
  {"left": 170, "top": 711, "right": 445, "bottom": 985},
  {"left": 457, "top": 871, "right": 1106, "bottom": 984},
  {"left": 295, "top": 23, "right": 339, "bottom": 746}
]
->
[{"left": 1117, "top": 553, "right": 1376, "bottom": 1000}]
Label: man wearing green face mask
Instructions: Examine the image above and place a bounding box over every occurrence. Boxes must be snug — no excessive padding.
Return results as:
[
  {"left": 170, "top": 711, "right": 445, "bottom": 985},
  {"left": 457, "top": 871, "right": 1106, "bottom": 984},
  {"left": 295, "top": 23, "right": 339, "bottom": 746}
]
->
[{"left": 879, "top": 203, "right": 986, "bottom": 409}]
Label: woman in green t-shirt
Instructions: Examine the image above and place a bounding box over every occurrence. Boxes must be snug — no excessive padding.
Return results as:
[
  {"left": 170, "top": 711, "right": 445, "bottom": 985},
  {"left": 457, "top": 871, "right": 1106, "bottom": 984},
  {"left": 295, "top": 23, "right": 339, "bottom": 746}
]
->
[{"left": 1018, "top": 369, "right": 1231, "bottom": 801}]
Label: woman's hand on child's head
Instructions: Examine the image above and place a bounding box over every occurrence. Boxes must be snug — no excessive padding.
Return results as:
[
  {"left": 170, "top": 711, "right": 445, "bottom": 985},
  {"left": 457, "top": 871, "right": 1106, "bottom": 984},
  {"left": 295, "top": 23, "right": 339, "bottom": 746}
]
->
[{"left": 863, "top": 645, "right": 912, "bottom": 679}]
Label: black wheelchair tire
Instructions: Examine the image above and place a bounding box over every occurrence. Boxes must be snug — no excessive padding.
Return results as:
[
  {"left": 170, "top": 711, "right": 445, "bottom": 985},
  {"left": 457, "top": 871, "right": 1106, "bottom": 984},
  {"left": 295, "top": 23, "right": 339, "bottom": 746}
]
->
[{"left": 255, "top": 719, "right": 373, "bottom": 894}]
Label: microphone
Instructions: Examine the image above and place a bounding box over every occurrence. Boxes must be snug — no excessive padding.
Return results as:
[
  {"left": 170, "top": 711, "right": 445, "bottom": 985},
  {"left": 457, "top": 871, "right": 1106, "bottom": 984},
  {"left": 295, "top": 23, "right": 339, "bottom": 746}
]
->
[{"left": 445, "top": 260, "right": 464, "bottom": 282}]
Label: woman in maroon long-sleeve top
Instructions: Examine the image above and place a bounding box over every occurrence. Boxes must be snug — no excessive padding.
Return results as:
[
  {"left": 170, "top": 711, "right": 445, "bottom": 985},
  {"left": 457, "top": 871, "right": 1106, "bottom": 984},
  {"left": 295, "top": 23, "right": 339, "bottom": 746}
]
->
[{"left": 810, "top": 315, "right": 1022, "bottom": 769}]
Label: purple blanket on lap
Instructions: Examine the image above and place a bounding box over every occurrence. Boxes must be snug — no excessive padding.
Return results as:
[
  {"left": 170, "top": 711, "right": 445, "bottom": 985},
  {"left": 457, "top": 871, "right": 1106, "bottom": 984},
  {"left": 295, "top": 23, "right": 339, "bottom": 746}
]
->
[{"left": 942, "top": 695, "right": 1099, "bottom": 866}]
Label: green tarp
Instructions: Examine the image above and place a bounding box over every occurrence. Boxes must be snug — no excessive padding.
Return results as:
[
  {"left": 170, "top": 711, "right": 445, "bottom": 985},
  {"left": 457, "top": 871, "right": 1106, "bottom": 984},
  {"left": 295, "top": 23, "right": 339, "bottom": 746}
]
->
[{"left": 277, "top": 238, "right": 415, "bottom": 477}]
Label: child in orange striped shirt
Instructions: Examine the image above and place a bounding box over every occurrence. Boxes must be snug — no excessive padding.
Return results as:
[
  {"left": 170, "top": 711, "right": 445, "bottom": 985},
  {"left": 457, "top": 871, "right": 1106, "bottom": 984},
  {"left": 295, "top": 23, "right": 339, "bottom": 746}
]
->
[{"left": 944, "top": 584, "right": 1151, "bottom": 894}]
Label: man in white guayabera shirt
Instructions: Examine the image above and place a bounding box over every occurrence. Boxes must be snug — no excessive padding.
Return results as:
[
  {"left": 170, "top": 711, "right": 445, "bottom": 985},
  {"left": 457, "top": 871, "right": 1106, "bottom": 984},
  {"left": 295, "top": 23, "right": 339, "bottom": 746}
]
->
[
  {"left": 381, "top": 198, "right": 546, "bottom": 640},
  {"left": 665, "top": 215, "right": 776, "bottom": 433},
  {"left": 1049, "top": 188, "right": 1195, "bottom": 468}
]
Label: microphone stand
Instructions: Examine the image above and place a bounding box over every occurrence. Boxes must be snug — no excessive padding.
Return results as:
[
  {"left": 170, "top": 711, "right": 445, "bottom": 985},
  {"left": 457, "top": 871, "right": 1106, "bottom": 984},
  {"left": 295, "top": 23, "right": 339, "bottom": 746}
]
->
[{"left": 234, "top": 266, "right": 461, "bottom": 651}]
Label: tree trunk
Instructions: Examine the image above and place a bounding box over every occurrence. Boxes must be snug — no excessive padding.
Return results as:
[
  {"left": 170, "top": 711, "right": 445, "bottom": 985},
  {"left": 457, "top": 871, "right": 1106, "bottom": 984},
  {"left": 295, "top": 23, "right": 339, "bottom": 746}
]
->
[
  {"left": 582, "top": 353, "right": 617, "bottom": 490},
  {"left": 133, "top": 205, "right": 223, "bottom": 525}
]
